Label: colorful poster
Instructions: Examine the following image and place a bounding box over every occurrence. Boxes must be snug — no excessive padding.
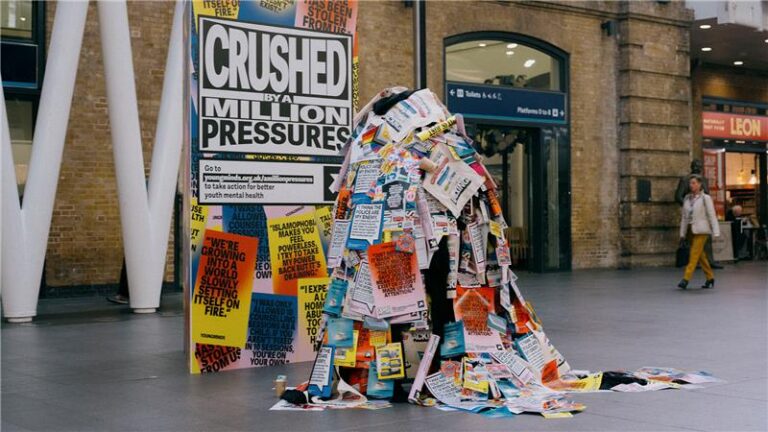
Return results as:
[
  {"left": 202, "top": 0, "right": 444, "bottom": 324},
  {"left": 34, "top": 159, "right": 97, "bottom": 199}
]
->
[
  {"left": 347, "top": 203, "right": 384, "bottom": 250},
  {"left": 348, "top": 260, "right": 376, "bottom": 316},
  {"left": 186, "top": 0, "right": 358, "bottom": 373},
  {"left": 368, "top": 242, "right": 427, "bottom": 319},
  {"left": 703, "top": 149, "right": 725, "bottom": 220},
  {"left": 191, "top": 230, "right": 258, "bottom": 348},
  {"left": 315, "top": 207, "right": 334, "bottom": 253},
  {"left": 454, "top": 286, "right": 504, "bottom": 352},
  {"left": 194, "top": 344, "right": 242, "bottom": 374},
  {"left": 297, "top": 277, "right": 330, "bottom": 360},
  {"left": 245, "top": 293, "right": 297, "bottom": 367},
  {"left": 375, "top": 343, "right": 405, "bottom": 380},
  {"left": 267, "top": 211, "right": 328, "bottom": 296},
  {"left": 326, "top": 219, "right": 351, "bottom": 268},
  {"left": 295, "top": 0, "right": 358, "bottom": 35},
  {"left": 223, "top": 205, "right": 272, "bottom": 293}
]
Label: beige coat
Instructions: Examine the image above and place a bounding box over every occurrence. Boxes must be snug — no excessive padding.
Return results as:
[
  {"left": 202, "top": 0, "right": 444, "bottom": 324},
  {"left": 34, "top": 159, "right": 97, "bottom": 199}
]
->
[{"left": 679, "top": 192, "right": 720, "bottom": 238}]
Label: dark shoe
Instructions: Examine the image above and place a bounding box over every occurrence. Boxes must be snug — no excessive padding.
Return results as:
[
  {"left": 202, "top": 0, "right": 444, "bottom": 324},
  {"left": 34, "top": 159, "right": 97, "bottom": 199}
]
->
[
  {"left": 677, "top": 279, "right": 689, "bottom": 289},
  {"left": 701, "top": 279, "right": 715, "bottom": 289}
]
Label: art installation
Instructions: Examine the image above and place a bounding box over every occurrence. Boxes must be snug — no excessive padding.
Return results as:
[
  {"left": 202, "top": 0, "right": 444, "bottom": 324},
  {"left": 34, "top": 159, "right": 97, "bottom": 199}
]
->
[{"left": 272, "top": 88, "right": 722, "bottom": 417}]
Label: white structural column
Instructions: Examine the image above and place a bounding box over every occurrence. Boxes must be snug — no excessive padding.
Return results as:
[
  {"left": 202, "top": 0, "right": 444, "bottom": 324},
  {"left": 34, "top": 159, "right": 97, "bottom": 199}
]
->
[
  {"left": 1, "top": 2, "right": 89, "bottom": 321},
  {"left": 97, "top": 0, "right": 184, "bottom": 312}
]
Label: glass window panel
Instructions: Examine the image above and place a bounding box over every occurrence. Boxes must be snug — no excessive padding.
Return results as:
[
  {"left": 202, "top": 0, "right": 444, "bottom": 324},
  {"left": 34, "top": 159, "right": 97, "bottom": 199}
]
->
[
  {"left": 1, "top": 0, "right": 33, "bottom": 39},
  {"left": 446, "top": 40, "right": 560, "bottom": 91},
  {"left": 5, "top": 97, "right": 34, "bottom": 195}
]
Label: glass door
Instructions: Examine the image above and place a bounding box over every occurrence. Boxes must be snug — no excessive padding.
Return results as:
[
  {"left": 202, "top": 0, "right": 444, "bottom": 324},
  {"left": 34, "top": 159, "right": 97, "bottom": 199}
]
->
[
  {"left": 470, "top": 123, "right": 570, "bottom": 272},
  {"left": 471, "top": 124, "right": 533, "bottom": 270}
]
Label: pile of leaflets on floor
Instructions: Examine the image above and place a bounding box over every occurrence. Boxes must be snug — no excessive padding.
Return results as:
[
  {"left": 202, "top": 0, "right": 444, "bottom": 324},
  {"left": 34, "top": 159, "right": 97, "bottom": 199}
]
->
[{"left": 271, "top": 88, "right": 722, "bottom": 417}]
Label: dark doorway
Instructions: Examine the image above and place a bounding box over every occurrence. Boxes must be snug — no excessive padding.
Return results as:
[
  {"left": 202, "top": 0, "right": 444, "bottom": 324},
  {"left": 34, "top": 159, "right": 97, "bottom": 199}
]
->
[{"left": 469, "top": 123, "right": 570, "bottom": 272}]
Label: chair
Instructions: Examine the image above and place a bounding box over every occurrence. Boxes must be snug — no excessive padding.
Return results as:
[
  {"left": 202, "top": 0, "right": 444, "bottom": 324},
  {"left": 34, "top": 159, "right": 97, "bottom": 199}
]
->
[{"left": 754, "top": 226, "right": 768, "bottom": 260}]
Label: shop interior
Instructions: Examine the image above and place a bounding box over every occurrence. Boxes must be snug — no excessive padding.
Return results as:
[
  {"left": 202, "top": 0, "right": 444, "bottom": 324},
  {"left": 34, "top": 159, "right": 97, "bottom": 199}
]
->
[{"left": 723, "top": 150, "right": 767, "bottom": 259}]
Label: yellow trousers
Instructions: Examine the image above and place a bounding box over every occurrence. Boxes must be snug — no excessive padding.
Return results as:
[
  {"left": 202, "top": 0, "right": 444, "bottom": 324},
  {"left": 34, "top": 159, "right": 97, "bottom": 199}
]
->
[{"left": 684, "top": 232, "right": 714, "bottom": 281}]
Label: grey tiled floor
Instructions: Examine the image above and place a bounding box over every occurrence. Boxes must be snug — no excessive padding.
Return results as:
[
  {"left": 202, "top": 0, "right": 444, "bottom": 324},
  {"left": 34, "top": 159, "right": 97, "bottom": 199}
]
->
[{"left": 2, "top": 262, "right": 767, "bottom": 431}]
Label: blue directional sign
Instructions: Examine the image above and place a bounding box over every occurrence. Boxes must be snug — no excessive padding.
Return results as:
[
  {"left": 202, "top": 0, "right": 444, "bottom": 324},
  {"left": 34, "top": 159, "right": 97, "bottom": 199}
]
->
[{"left": 446, "top": 81, "right": 567, "bottom": 125}]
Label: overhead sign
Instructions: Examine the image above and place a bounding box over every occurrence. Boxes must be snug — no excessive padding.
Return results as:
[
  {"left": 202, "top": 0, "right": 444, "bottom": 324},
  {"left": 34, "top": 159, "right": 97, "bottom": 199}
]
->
[
  {"left": 702, "top": 111, "right": 768, "bottom": 142},
  {"left": 445, "top": 81, "right": 567, "bottom": 125}
]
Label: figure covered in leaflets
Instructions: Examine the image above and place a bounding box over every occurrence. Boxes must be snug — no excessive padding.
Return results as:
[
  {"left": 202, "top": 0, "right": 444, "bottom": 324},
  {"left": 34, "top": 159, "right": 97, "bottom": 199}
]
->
[{"left": 277, "top": 88, "right": 721, "bottom": 416}]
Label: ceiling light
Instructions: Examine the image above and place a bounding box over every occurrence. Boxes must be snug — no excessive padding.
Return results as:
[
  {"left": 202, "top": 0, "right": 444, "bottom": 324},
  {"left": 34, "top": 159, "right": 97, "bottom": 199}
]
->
[
  {"left": 478, "top": 43, "right": 487, "bottom": 47},
  {"left": 506, "top": 43, "right": 518, "bottom": 49},
  {"left": 765, "top": 39, "right": 768, "bottom": 43},
  {"left": 749, "top": 170, "right": 758, "bottom": 185},
  {"left": 701, "top": 47, "right": 712, "bottom": 52},
  {"left": 734, "top": 60, "right": 744, "bottom": 66},
  {"left": 523, "top": 59, "right": 536, "bottom": 68},
  {"left": 19, "top": 16, "right": 26, "bottom": 22},
  {"left": 505, "top": 50, "right": 514, "bottom": 56},
  {"left": 699, "top": 24, "right": 711, "bottom": 29}
]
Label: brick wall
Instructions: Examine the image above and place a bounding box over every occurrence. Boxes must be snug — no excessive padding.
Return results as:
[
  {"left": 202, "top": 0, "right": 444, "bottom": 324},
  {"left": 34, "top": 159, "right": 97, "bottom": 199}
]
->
[
  {"left": 616, "top": 1, "right": 694, "bottom": 267},
  {"left": 419, "top": 1, "right": 625, "bottom": 268},
  {"left": 45, "top": 1, "right": 176, "bottom": 288},
  {"left": 43, "top": 1, "right": 705, "bottom": 289}
]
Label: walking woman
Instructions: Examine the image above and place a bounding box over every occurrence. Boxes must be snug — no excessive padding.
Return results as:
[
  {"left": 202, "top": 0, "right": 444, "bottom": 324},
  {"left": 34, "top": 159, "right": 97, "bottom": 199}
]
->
[{"left": 678, "top": 175, "right": 720, "bottom": 289}]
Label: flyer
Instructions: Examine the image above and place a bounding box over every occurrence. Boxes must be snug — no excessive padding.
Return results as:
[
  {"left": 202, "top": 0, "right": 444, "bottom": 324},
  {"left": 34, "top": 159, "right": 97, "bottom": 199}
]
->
[
  {"left": 327, "top": 317, "right": 354, "bottom": 348},
  {"left": 354, "top": 161, "right": 383, "bottom": 194},
  {"left": 191, "top": 230, "right": 258, "bottom": 348},
  {"left": 267, "top": 211, "right": 327, "bottom": 296},
  {"left": 375, "top": 343, "right": 405, "bottom": 380},
  {"left": 462, "top": 358, "right": 490, "bottom": 394},
  {"left": 323, "top": 278, "right": 349, "bottom": 317},
  {"left": 425, "top": 371, "right": 462, "bottom": 405},
  {"left": 355, "top": 327, "right": 389, "bottom": 368},
  {"left": 368, "top": 242, "right": 427, "bottom": 319},
  {"left": 327, "top": 219, "right": 351, "bottom": 268},
  {"left": 347, "top": 260, "right": 376, "bottom": 316},
  {"left": 297, "top": 277, "right": 330, "bottom": 359},
  {"left": 441, "top": 321, "right": 466, "bottom": 358},
  {"left": 454, "top": 287, "right": 504, "bottom": 353},
  {"left": 335, "top": 331, "right": 360, "bottom": 368},
  {"left": 347, "top": 204, "right": 384, "bottom": 250},
  {"left": 367, "top": 361, "right": 394, "bottom": 399},
  {"left": 309, "top": 346, "right": 335, "bottom": 398},
  {"left": 402, "top": 330, "right": 431, "bottom": 379},
  {"left": 467, "top": 222, "right": 486, "bottom": 272},
  {"left": 487, "top": 313, "right": 507, "bottom": 334},
  {"left": 423, "top": 145, "right": 485, "bottom": 216},
  {"left": 315, "top": 206, "right": 334, "bottom": 254},
  {"left": 408, "top": 334, "right": 440, "bottom": 403},
  {"left": 515, "top": 333, "right": 546, "bottom": 372}
]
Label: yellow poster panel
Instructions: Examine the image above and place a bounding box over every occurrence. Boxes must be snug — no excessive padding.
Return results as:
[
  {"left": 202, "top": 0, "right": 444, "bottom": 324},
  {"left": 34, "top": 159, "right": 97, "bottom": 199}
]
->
[
  {"left": 190, "top": 198, "right": 208, "bottom": 254},
  {"left": 335, "top": 331, "right": 359, "bottom": 368},
  {"left": 192, "top": 0, "right": 239, "bottom": 31},
  {"left": 268, "top": 211, "right": 327, "bottom": 296},
  {"left": 296, "top": 277, "right": 330, "bottom": 361},
  {"left": 315, "top": 206, "right": 333, "bottom": 247},
  {"left": 191, "top": 229, "right": 258, "bottom": 348}
]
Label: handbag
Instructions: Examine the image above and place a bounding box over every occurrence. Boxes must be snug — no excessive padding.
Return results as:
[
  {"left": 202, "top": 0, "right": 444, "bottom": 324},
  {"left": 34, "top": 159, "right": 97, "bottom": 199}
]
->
[{"left": 675, "top": 239, "right": 690, "bottom": 268}]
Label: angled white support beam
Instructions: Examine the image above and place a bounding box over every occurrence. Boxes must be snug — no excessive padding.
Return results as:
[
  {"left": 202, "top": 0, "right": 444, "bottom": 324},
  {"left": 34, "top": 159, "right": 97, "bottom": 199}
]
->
[
  {"left": 1, "top": 2, "right": 89, "bottom": 321},
  {"left": 98, "top": 0, "right": 184, "bottom": 312}
]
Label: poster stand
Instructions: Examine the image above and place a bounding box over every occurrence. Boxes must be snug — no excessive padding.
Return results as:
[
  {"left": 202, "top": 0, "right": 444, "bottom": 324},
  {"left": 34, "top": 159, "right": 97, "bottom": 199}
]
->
[{"left": 183, "top": 0, "right": 358, "bottom": 374}]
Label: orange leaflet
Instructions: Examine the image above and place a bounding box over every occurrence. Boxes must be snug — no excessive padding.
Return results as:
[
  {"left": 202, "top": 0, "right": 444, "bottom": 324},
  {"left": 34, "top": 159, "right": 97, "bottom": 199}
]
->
[
  {"left": 368, "top": 242, "right": 426, "bottom": 318},
  {"left": 541, "top": 359, "right": 560, "bottom": 383}
]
